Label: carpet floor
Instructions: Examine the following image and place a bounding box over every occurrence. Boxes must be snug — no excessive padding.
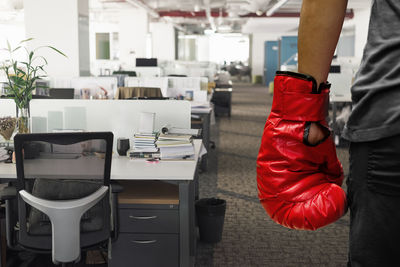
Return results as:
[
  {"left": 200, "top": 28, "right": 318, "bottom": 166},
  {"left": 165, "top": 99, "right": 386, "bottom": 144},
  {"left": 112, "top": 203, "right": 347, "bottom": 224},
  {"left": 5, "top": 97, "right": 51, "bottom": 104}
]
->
[{"left": 195, "top": 82, "right": 350, "bottom": 267}]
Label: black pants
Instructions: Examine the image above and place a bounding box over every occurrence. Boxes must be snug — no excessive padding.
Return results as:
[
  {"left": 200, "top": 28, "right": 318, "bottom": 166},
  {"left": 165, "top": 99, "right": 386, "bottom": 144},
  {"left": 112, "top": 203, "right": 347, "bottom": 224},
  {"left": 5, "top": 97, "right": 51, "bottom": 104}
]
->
[{"left": 348, "top": 134, "right": 400, "bottom": 267}]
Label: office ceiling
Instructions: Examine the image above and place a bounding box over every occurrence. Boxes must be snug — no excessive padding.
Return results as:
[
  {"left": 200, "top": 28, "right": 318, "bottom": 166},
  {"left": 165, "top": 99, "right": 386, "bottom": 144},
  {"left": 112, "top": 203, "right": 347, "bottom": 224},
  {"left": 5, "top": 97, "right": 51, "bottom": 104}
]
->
[
  {"left": 95, "top": 0, "right": 371, "bottom": 34},
  {"left": 0, "top": 0, "right": 372, "bottom": 33}
]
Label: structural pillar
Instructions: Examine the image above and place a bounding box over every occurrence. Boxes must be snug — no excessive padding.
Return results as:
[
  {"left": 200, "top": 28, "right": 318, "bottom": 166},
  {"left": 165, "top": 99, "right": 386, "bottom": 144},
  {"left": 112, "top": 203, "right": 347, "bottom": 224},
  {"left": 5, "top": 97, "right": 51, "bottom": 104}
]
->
[{"left": 23, "top": 0, "right": 90, "bottom": 77}]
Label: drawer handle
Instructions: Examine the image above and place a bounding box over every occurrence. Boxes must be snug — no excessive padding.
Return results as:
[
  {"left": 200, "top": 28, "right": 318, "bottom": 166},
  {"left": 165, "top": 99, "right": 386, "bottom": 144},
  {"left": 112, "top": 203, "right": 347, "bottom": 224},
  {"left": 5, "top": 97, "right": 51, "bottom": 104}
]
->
[
  {"left": 129, "top": 215, "right": 158, "bottom": 220},
  {"left": 131, "top": 240, "right": 157, "bottom": 244}
]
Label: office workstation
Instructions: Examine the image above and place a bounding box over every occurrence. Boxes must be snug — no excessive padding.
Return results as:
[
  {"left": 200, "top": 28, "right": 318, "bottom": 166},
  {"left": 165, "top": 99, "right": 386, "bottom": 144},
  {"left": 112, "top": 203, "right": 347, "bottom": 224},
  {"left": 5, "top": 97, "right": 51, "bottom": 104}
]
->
[
  {"left": 0, "top": 0, "right": 373, "bottom": 266},
  {"left": 0, "top": 98, "right": 202, "bottom": 266}
]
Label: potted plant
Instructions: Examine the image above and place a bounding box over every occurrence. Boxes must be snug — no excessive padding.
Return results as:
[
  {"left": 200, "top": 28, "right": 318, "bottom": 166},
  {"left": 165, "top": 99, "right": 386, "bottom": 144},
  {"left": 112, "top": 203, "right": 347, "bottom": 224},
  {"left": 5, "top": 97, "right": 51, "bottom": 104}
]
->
[{"left": 0, "top": 38, "right": 66, "bottom": 133}]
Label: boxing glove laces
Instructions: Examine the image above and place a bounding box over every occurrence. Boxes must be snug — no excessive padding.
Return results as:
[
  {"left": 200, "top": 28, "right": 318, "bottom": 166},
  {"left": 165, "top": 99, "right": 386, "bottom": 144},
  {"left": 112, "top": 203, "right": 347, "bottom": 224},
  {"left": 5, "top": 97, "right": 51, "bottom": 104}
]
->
[{"left": 257, "top": 71, "right": 347, "bottom": 230}]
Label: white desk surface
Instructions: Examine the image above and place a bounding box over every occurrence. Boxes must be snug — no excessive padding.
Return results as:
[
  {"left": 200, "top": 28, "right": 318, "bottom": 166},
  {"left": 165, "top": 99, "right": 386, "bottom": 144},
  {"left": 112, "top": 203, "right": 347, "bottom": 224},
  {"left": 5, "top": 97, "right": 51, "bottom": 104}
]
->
[
  {"left": 190, "top": 101, "right": 212, "bottom": 114},
  {"left": 0, "top": 140, "right": 202, "bottom": 181},
  {"left": 191, "top": 107, "right": 212, "bottom": 114}
]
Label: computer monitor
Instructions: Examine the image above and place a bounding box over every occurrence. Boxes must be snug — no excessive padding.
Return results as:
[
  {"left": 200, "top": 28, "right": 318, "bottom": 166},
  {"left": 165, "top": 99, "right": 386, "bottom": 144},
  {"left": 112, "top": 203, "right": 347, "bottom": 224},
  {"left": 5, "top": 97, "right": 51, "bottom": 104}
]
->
[
  {"left": 136, "top": 58, "right": 158, "bottom": 67},
  {"left": 112, "top": 71, "right": 137, "bottom": 77},
  {"left": 49, "top": 88, "right": 75, "bottom": 99}
]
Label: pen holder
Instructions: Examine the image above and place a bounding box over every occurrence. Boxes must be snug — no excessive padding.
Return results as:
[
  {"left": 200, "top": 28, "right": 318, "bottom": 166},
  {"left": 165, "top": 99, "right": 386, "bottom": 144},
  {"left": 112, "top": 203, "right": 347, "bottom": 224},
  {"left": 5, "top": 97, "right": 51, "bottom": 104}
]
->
[{"left": 117, "top": 138, "right": 130, "bottom": 156}]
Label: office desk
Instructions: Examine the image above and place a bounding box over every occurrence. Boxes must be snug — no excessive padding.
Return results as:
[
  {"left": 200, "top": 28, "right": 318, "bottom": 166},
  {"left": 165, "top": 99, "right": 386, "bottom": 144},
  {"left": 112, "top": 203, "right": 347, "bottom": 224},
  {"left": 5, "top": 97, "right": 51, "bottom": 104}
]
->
[
  {"left": 191, "top": 107, "right": 212, "bottom": 172},
  {"left": 0, "top": 140, "right": 202, "bottom": 267}
]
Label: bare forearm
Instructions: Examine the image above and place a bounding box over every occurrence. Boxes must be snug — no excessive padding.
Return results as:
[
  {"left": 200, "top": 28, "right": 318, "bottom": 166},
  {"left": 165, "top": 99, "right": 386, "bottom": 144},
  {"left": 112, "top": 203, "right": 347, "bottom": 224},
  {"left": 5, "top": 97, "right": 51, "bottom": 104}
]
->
[{"left": 298, "top": 0, "right": 348, "bottom": 86}]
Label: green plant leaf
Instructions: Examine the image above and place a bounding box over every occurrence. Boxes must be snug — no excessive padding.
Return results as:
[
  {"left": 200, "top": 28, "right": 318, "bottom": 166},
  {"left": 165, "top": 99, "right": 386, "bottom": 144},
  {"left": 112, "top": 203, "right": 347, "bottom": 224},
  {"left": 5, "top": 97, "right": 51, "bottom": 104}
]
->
[
  {"left": 12, "top": 46, "right": 22, "bottom": 52},
  {"left": 19, "top": 38, "right": 34, "bottom": 44},
  {"left": 16, "top": 67, "right": 26, "bottom": 76},
  {"left": 32, "top": 55, "right": 48, "bottom": 65},
  {"left": 47, "top": 46, "right": 67, "bottom": 58},
  {"left": 6, "top": 40, "right": 11, "bottom": 52},
  {"left": 29, "top": 51, "right": 34, "bottom": 61}
]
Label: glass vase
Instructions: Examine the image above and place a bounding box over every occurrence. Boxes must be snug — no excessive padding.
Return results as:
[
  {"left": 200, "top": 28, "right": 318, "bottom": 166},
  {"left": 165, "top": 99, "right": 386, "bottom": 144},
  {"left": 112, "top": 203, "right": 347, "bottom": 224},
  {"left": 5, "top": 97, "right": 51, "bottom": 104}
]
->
[{"left": 17, "top": 106, "right": 30, "bottom": 134}]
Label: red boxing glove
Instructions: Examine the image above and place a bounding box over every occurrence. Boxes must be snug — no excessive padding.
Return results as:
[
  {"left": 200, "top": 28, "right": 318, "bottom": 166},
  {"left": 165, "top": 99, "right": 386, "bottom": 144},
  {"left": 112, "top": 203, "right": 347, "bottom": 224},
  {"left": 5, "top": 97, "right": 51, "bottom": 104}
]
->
[{"left": 257, "top": 71, "right": 347, "bottom": 230}]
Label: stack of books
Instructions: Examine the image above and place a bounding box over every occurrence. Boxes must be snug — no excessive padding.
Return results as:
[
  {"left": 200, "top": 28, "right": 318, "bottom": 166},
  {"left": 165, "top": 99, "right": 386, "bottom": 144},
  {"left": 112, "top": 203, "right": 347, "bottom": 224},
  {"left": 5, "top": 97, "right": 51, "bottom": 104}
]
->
[
  {"left": 129, "top": 133, "right": 159, "bottom": 159},
  {"left": 156, "top": 133, "right": 195, "bottom": 160}
]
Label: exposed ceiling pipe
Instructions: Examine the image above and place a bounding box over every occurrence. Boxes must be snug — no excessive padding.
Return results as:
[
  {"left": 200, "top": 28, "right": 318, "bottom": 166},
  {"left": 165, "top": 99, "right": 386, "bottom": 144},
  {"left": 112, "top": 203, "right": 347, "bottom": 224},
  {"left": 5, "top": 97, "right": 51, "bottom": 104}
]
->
[
  {"left": 125, "top": 0, "right": 160, "bottom": 18},
  {"left": 266, "top": 0, "right": 290, "bottom": 17},
  {"left": 124, "top": 0, "right": 186, "bottom": 32},
  {"left": 203, "top": 0, "right": 217, "bottom": 31},
  {"left": 158, "top": 10, "right": 228, "bottom": 18}
]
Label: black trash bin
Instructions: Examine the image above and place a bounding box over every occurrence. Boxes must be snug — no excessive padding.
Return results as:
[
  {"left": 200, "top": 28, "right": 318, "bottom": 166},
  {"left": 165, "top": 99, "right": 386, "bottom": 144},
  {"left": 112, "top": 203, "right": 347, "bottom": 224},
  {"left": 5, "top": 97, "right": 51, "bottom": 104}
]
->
[{"left": 195, "top": 198, "right": 226, "bottom": 243}]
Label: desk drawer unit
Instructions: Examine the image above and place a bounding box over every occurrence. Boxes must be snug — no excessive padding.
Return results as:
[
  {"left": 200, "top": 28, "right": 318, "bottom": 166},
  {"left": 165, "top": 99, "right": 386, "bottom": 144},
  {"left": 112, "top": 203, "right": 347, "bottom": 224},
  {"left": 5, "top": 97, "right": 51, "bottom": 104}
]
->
[
  {"left": 109, "top": 233, "right": 179, "bottom": 267},
  {"left": 111, "top": 181, "right": 182, "bottom": 267},
  {"left": 119, "top": 209, "right": 179, "bottom": 234}
]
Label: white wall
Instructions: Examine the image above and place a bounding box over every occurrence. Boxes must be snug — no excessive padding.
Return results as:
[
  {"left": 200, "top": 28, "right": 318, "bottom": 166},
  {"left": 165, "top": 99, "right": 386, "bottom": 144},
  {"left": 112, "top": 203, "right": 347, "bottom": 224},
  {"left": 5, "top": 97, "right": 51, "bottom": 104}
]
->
[
  {"left": 119, "top": 8, "right": 148, "bottom": 70},
  {"left": 196, "top": 36, "right": 210, "bottom": 62},
  {"left": 150, "top": 22, "right": 175, "bottom": 61},
  {"left": 89, "top": 21, "right": 120, "bottom": 75},
  {"left": 353, "top": 7, "right": 372, "bottom": 58},
  {"left": 23, "top": 0, "right": 89, "bottom": 77},
  {"left": 251, "top": 32, "right": 280, "bottom": 76},
  {"left": 0, "top": 22, "right": 26, "bottom": 82}
]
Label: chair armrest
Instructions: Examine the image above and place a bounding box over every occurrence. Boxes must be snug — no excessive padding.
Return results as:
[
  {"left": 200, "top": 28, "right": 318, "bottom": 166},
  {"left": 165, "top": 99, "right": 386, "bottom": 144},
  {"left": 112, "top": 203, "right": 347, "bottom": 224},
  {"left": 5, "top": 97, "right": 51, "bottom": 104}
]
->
[
  {"left": 0, "top": 186, "right": 17, "bottom": 201},
  {"left": 110, "top": 181, "right": 123, "bottom": 194}
]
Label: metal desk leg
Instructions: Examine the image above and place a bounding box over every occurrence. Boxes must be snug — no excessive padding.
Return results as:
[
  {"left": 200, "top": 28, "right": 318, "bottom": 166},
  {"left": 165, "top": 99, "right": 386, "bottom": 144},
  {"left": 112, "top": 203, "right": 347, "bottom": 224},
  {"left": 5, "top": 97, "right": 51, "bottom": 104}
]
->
[{"left": 179, "top": 180, "right": 195, "bottom": 267}]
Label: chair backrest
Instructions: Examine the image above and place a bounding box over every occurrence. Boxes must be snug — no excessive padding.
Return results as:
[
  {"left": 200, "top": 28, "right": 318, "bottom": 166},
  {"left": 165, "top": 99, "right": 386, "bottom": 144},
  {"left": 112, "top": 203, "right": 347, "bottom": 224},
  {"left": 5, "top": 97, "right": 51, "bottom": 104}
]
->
[{"left": 13, "top": 132, "right": 113, "bottom": 257}]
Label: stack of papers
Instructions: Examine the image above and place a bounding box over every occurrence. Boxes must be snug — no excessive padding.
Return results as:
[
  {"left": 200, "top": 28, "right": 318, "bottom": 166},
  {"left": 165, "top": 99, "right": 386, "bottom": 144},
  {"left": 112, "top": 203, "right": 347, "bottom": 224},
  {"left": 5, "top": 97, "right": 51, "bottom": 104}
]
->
[
  {"left": 156, "top": 134, "right": 192, "bottom": 148},
  {"left": 133, "top": 133, "right": 158, "bottom": 152},
  {"left": 156, "top": 133, "right": 195, "bottom": 160},
  {"left": 159, "top": 145, "right": 195, "bottom": 161}
]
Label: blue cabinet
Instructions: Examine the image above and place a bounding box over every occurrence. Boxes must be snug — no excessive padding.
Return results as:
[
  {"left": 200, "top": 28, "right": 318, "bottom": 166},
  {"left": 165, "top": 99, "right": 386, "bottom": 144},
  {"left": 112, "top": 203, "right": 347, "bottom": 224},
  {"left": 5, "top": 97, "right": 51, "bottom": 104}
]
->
[
  {"left": 280, "top": 36, "right": 298, "bottom": 68},
  {"left": 264, "top": 41, "right": 279, "bottom": 87}
]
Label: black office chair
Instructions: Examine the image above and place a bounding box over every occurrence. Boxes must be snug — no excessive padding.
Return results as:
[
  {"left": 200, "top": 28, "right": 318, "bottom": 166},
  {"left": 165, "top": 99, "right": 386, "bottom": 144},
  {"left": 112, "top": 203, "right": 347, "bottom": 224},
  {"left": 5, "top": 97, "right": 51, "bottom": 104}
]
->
[{"left": 3, "top": 132, "right": 116, "bottom": 266}]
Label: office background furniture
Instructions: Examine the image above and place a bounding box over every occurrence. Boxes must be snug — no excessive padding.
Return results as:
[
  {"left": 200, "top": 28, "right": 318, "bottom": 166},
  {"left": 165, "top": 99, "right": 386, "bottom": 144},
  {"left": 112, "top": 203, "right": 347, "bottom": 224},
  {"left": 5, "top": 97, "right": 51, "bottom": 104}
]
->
[
  {"left": 191, "top": 110, "right": 211, "bottom": 172},
  {"left": 136, "top": 58, "right": 158, "bottom": 67},
  {"left": 48, "top": 88, "right": 75, "bottom": 99},
  {"left": 70, "top": 77, "right": 118, "bottom": 99},
  {"left": 211, "top": 87, "right": 233, "bottom": 117},
  {"left": 0, "top": 140, "right": 203, "bottom": 267},
  {"left": 112, "top": 70, "right": 137, "bottom": 77},
  {"left": 0, "top": 97, "right": 199, "bottom": 266},
  {"left": 125, "top": 77, "right": 169, "bottom": 97},
  {"left": 109, "top": 180, "right": 180, "bottom": 267},
  {"left": 116, "top": 87, "right": 163, "bottom": 99},
  {"left": 131, "top": 67, "right": 162, "bottom": 77},
  {"left": 7, "top": 132, "right": 114, "bottom": 264}
]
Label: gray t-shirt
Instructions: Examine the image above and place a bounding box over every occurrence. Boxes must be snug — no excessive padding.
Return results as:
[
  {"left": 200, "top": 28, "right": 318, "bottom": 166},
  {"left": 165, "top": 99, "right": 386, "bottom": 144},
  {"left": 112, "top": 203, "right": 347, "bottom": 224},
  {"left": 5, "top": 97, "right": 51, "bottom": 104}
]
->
[{"left": 342, "top": 0, "right": 400, "bottom": 142}]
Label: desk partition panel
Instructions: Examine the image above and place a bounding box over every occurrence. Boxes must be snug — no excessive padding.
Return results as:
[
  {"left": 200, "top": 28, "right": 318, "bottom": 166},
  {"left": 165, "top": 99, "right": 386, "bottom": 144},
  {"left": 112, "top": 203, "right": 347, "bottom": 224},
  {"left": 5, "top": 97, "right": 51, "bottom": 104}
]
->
[
  {"left": 71, "top": 77, "right": 118, "bottom": 99},
  {"left": 29, "top": 99, "right": 191, "bottom": 150},
  {"left": 0, "top": 99, "right": 16, "bottom": 117},
  {"left": 124, "top": 77, "right": 169, "bottom": 97}
]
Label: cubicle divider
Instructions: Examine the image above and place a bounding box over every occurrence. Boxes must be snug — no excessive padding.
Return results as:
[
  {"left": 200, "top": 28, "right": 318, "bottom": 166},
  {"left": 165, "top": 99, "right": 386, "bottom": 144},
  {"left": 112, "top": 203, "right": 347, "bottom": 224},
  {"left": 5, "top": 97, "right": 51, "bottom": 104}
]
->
[
  {"left": 0, "top": 99, "right": 16, "bottom": 117},
  {"left": 27, "top": 99, "right": 191, "bottom": 150},
  {"left": 70, "top": 77, "right": 118, "bottom": 99},
  {"left": 131, "top": 67, "right": 162, "bottom": 77},
  {"left": 124, "top": 76, "right": 208, "bottom": 101},
  {"left": 124, "top": 77, "right": 169, "bottom": 97},
  {"left": 49, "top": 77, "right": 118, "bottom": 99}
]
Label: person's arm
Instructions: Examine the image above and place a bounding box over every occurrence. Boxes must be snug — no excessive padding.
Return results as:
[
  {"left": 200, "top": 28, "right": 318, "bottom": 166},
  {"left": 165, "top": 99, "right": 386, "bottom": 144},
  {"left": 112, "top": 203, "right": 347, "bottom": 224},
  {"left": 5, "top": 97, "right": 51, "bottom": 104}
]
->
[
  {"left": 297, "top": 0, "right": 348, "bottom": 144},
  {"left": 298, "top": 0, "right": 348, "bottom": 86}
]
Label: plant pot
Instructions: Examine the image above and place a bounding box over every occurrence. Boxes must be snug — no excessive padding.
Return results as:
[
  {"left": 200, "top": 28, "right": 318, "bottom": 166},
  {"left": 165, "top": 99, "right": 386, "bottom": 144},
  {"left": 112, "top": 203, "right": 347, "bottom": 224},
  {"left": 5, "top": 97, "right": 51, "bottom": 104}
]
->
[{"left": 17, "top": 107, "right": 30, "bottom": 134}]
